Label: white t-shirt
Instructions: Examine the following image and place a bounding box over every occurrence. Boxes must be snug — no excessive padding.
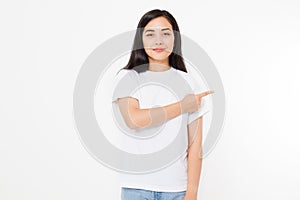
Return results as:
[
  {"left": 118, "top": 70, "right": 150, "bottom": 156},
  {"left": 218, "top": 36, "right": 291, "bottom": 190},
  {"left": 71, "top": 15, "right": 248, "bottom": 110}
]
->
[{"left": 112, "top": 66, "right": 211, "bottom": 192}]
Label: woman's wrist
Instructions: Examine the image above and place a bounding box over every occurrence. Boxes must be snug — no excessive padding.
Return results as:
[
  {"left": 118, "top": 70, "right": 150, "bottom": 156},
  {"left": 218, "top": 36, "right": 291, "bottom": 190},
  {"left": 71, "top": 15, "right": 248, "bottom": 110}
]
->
[
  {"left": 163, "top": 101, "right": 184, "bottom": 120},
  {"left": 179, "top": 100, "right": 185, "bottom": 114},
  {"left": 185, "top": 184, "right": 198, "bottom": 199},
  {"left": 184, "top": 192, "right": 198, "bottom": 200}
]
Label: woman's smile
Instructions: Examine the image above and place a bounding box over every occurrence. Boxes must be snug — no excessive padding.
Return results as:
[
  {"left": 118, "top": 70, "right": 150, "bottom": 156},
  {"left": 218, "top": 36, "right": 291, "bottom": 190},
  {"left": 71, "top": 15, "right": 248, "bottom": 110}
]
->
[{"left": 153, "top": 48, "right": 165, "bottom": 52}]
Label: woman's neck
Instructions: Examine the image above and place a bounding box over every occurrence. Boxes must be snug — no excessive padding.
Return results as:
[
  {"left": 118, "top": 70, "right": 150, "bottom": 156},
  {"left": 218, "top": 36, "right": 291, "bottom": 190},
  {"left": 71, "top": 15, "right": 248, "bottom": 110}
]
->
[{"left": 148, "top": 60, "right": 171, "bottom": 72}]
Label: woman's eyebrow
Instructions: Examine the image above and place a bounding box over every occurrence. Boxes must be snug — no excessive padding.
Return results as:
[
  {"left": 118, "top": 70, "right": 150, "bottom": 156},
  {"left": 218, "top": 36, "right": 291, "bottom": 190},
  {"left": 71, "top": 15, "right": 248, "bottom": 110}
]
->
[
  {"left": 144, "top": 29, "right": 155, "bottom": 33},
  {"left": 161, "top": 28, "right": 171, "bottom": 31},
  {"left": 144, "top": 28, "right": 171, "bottom": 33}
]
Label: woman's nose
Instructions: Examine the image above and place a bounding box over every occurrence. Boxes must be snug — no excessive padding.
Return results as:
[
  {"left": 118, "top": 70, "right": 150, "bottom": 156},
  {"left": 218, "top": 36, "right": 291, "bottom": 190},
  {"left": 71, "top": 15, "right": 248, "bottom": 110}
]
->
[{"left": 154, "top": 35, "right": 163, "bottom": 45}]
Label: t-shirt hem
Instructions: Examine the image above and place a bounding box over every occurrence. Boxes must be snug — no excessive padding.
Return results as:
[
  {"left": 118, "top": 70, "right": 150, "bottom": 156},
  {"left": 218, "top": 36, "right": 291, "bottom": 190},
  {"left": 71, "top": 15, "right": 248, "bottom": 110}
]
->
[{"left": 119, "top": 183, "right": 187, "bottom": 192}]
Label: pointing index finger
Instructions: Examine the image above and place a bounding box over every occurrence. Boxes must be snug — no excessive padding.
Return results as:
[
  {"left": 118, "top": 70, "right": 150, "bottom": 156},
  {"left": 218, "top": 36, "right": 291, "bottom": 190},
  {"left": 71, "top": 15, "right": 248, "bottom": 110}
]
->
[{"left": 197, "top": 90, "right": 214, "bottom": 98}]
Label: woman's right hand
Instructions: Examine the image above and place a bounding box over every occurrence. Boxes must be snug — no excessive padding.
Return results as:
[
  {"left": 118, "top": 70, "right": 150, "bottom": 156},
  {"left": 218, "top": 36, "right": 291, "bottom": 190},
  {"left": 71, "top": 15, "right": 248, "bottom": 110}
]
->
[{"left": 180, "top": 91, "right": 214, "bottom": 113}]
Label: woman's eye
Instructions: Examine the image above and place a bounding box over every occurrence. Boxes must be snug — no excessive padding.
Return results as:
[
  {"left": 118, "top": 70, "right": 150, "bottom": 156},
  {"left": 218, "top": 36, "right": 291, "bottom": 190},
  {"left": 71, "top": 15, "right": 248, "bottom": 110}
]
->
[
  {"left": 163, "top": 32, "right": 171, "bottom": 36},
  {"left": 146, "top": 34, "right": 153, "bottom": 37}
]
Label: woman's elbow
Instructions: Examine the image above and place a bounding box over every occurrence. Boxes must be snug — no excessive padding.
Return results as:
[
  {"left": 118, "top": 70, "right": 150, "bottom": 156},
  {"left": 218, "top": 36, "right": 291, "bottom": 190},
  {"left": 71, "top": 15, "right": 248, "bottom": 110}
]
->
[
  {"left": 124, "top": 114, "right": 148, "bottom": 130},
  {"left": 125, "top": 119, "right": 139, "bottom": 130},
  {"left": 125, "top": 117, "right": 147, "bottom": 130},
  {"left": 118, "top": 104, "right": 149, "bottom": 130}
]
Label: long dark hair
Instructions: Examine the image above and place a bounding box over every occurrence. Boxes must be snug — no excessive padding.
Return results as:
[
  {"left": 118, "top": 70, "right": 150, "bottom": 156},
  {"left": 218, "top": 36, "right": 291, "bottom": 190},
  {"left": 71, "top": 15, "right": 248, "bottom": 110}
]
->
[{"left": 123, "top": 9, "right": 187, "bottom": 73}]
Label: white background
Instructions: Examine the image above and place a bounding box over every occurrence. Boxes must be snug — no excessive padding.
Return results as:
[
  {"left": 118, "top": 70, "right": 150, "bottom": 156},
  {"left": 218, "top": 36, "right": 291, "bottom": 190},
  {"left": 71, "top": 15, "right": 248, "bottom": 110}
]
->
[{"left": 1, "top": 0, "right": 300, "bottom": 199}]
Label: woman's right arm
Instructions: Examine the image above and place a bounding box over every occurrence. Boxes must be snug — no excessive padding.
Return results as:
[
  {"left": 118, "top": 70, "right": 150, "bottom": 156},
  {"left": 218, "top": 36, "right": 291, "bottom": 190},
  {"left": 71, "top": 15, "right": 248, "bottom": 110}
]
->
[{"left": 116, "top": 91, "right": 213, "bottom": 130}]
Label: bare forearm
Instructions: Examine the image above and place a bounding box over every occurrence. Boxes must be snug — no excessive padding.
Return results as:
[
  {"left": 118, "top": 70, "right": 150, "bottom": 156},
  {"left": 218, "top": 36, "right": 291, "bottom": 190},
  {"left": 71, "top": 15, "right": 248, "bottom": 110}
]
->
[
  {"left": 185, "top": 116, "right": 203, "bottom": 199},
  {"left": 130, "top": 101, "right": 183, "bottom": 129},
  {"left": 185, "top": 150, "right": 202, "bottom": 198}
]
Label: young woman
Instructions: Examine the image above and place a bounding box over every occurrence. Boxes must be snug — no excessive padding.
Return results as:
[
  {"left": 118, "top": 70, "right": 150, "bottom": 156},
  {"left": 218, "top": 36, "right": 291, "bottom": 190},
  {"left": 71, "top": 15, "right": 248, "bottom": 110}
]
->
[{"left": 112, "top": 9, "right": 213, "bottom": 200}]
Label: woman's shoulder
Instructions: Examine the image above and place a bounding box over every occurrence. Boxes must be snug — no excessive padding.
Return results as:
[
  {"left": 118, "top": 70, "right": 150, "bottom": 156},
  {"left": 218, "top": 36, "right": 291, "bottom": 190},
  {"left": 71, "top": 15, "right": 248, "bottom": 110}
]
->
[
  {"left": 172, "top": 67, "right": 203, "bottom": 91},
  {"left": 116, "top": 68, "right": 139, "bottom": 77},
  {"left": 172, "top": 67, "right": 193, "bottom": 82}
]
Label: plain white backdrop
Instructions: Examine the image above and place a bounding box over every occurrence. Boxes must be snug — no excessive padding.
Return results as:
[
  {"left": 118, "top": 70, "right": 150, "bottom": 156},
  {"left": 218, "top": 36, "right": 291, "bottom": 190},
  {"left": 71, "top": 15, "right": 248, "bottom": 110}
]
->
[{"left": 1, "top": 0, "right": 300, "bottom": 199}]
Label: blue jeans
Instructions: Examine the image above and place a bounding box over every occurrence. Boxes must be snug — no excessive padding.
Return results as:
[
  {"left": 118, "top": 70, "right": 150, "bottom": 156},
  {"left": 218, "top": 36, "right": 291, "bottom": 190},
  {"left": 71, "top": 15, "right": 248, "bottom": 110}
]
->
[{"left": 121, "top": 187, "right": 186, "bottom": 200}]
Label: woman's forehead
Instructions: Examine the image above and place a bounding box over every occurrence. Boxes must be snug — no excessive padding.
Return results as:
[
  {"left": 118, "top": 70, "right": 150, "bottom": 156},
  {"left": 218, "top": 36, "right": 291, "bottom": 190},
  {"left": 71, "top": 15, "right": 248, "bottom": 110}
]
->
[{"left": 144, "top": 17, "right": 173, "bottom": 29}]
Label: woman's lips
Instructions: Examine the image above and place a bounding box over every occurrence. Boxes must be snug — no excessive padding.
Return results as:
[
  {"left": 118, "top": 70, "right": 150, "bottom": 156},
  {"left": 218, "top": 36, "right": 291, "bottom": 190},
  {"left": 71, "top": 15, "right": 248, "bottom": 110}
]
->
[{"left": 153, "top": 48, "right": 165, "bottom": 52}]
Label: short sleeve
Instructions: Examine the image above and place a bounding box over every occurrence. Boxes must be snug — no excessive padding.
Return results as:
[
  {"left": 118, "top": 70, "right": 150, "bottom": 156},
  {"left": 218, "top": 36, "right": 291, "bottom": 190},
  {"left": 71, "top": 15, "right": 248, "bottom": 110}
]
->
[
  {"left": 112, "top": 69, "right": 140, "bottom": 103},
  {"left": 186, "top": 74, "right": 212, "bottom": 124}
]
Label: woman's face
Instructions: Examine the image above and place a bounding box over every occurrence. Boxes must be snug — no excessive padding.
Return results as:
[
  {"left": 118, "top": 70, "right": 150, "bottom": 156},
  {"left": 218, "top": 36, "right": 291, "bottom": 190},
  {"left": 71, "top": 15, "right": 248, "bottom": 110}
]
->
[{"left": 142, "top": 16, "right": 175, "bottom": 63}]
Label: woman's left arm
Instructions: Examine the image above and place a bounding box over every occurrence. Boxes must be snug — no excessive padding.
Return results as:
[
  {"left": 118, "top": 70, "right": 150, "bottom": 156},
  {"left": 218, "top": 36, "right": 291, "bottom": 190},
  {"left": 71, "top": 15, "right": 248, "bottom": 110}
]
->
[{"left": 184, "top": 116, "right": 203, "bottom": 200}]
